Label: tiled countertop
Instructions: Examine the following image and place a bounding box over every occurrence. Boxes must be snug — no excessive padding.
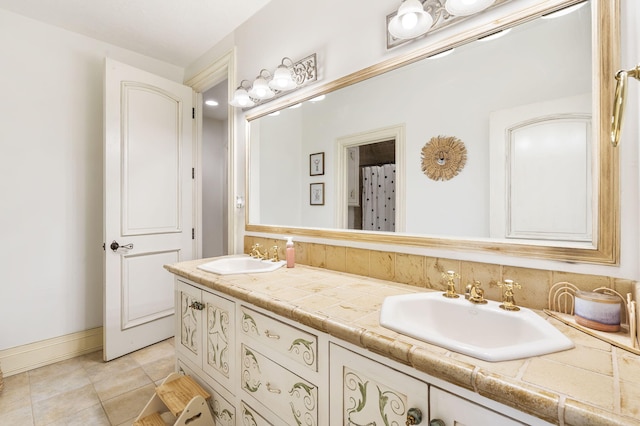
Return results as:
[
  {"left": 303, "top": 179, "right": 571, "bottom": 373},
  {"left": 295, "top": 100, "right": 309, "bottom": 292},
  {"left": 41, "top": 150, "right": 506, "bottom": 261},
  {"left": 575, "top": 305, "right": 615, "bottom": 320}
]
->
[{"left": 165, "top": 259, "right": 640, "bottom": 425}]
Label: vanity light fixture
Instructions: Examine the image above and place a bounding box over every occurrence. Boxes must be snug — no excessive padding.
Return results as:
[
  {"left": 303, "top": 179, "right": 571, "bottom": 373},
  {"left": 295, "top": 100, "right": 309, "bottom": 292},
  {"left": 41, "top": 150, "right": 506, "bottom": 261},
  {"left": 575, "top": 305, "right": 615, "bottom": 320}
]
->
[
  {"left": 386, "top": 0, "right": 513, "bottom": 49},
  {"left": 229, "top": 80, "right": 255, "bottom": 108},
  {"left": 269, "top": 58, "right": 298, "bottom": 91},
  {"left": 387, "top": 0, "right": 434, "bottom": 40},
  {"left": 204, "top": 99, "right": 219, "bottom": 106},
  {"left": 445, "top": 0, "right": 496, "bottom": 16},
  {"left": 249, "top": 70, "right": 275, "bottom": 100},
  {"left": 229, "top": 53, "right": 318, "bottom": 109}
]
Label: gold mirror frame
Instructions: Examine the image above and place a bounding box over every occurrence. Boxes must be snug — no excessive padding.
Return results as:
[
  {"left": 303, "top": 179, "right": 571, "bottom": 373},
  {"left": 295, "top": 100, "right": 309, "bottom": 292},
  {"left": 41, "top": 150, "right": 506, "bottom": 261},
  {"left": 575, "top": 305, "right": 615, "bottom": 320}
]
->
[{"left": 245, "top": 0, "right": 620, "bottom": 265}]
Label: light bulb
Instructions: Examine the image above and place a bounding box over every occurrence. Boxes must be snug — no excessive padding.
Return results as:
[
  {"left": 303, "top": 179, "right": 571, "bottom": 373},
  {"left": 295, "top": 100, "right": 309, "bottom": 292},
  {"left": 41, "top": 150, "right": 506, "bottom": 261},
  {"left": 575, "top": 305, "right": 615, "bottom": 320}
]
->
[{"left": 401, "top": 12, "right": 418, "bottom": 29}]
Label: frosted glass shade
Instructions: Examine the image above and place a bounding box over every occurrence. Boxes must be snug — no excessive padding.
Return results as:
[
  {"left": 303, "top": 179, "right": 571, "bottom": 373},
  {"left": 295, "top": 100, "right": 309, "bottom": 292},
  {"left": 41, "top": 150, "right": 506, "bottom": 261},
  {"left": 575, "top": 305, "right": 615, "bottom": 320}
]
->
[
  {"left": 229, "top": 88, "right": 255, "bottom": 108},
  {"left": 445, "top": 0, "right": 496, "bottom": 16},
  {"left": 249, "top": 77, "right": 275, "bottom": 100},
  {"left": 268, "top": 65, "right": 297, "bottom": 91},
  {"left": 388, "top": 0, "right": 434, "bottom": 40}
]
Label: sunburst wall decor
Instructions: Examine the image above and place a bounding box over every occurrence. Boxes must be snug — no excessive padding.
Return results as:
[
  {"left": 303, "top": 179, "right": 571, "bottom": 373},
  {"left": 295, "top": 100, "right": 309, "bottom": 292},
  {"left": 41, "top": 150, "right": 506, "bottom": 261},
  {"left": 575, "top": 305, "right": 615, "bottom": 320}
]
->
[{"left": 421, "top": 135, "right": 467, "bottom": 181}]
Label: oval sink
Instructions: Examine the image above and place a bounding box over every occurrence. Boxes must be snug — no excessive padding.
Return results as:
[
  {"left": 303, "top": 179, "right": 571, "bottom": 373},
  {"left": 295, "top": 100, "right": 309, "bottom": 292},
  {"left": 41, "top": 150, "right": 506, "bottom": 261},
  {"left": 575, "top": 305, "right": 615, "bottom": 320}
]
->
[
  {"left": 379, "top": 292, "right": 574, "bottom": 362},
  {"left": 197, "top": 255, "right": 286, "bottom": 275}
]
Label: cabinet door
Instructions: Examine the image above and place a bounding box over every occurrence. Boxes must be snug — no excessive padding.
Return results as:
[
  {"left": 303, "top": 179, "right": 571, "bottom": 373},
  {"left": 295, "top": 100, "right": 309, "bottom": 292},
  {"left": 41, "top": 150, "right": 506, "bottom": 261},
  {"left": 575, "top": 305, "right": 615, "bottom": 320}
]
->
[
  {"left": 430, "top": 387, "right": 524, "bottom": 426},
  {"left": 176, "top": 280, "right": 203, "bottom": 368},
  {"left": 330, "top": 344, "right": 428, "bottom": 426},
  {"left": 178, "top": 359, "right": 236, "bottom": 426},
  {"left": 202, "top": 291, "right": 235, "bottom": 393}
]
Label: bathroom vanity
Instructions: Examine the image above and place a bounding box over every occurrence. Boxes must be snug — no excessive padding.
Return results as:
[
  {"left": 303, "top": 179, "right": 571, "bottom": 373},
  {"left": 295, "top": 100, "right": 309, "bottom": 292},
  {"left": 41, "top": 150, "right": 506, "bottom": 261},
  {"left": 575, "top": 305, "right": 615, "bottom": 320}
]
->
[{"left": 165, "top": 259, "right": 639, "bottom": 425}]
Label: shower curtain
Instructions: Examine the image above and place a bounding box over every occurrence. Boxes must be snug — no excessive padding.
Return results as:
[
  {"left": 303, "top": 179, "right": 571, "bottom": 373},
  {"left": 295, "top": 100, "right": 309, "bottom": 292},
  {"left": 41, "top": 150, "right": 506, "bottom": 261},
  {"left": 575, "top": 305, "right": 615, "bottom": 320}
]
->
[{"left": 362, "top": 164, "right": 396, "bottom": 232}]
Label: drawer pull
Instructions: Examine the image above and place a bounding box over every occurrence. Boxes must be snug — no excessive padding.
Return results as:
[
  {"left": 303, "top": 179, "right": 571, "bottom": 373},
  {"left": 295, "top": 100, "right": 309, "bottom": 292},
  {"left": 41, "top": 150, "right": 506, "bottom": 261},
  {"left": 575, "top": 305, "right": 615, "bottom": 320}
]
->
[
  {"left": 189, "top": 301, "right": 205, "bottom": 310},
  {"left": 266, "top": 382, "right": 281, "bottom": 394},
  {"left": 264, "top": 330, "right": 281, "bottom": 339}
]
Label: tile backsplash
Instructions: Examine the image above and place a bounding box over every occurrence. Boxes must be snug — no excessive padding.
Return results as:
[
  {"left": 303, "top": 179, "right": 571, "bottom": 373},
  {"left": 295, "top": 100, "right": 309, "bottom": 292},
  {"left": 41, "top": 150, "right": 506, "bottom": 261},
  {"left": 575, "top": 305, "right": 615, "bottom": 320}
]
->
[{"left": 244, "top": 236, "right": 636, "bottom": 312}]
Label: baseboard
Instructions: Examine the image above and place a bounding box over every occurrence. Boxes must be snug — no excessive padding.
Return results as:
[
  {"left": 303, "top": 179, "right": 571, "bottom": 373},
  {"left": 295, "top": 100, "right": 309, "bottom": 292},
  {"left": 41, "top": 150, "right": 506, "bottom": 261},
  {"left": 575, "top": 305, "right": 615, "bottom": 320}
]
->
[{"left": 0, "top": 327, "right": 103, "bottom": 377}]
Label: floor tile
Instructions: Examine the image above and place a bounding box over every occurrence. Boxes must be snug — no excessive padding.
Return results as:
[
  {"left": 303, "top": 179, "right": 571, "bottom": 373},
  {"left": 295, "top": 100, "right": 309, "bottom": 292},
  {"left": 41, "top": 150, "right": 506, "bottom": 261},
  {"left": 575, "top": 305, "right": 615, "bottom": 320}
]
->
[
  {"left": 102, "top": 383, "right": 156, "bottom": 425},
  {"left": 0, "top": 372, "right": 31, "bottom": 413},
  {"left": 0, "top": 339, "right": 175, "bottom": 426},
  {"left": 32, "top": 383, "right": 100, "bottom": 426},
  {"left": 29, "top": 365, "right": 92, "bottom": 403},
  {"left": 93, "top": 366, "right": 153, "bottom": 402}
]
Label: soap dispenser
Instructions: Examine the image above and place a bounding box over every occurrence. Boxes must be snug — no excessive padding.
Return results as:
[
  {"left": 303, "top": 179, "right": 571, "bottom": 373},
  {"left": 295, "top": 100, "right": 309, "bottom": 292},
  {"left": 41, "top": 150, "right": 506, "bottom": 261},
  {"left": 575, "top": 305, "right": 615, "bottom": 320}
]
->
[{"left": 286, "top": 237, "right": 295, "bottom": 268}]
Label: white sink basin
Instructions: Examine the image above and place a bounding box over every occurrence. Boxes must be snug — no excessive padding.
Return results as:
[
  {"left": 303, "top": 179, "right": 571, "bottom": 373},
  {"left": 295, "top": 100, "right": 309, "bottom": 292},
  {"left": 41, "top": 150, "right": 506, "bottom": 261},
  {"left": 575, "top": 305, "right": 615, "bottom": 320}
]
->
[
  {"left": 197, "top": 255, "right": 286, "bottom": 275},
  {"left": 379, "top": 292, "right": 573, "bottom": 362}
]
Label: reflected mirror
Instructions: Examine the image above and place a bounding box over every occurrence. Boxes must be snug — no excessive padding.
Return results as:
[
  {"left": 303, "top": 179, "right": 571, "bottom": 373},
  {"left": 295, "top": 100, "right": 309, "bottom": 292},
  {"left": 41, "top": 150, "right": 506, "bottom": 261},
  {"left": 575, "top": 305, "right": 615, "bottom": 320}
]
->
[{"left": 247, "top": 0, "right": 619, "bottom": 264}]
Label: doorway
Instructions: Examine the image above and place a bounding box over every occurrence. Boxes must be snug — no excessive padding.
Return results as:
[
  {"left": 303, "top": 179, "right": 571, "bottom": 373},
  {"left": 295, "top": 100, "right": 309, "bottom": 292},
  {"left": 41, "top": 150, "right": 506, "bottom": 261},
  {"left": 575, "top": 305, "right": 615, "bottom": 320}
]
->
[
  {"left": 201, "top": 82, "right": 229, "bottom": 257},
  {"left": 185, "top": 49, "right": 237, "bottom": 258}
]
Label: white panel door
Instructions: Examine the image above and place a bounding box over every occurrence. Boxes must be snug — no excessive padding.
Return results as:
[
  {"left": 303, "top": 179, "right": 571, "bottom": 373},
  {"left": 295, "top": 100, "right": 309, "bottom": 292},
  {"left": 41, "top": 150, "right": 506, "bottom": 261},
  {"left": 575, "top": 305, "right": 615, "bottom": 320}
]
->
[
  {"left": 104, "top": 58, "right": 193, "bottom": 361},
  {"left": 489, "top": 94, "right": 592, "bottom": 243}
]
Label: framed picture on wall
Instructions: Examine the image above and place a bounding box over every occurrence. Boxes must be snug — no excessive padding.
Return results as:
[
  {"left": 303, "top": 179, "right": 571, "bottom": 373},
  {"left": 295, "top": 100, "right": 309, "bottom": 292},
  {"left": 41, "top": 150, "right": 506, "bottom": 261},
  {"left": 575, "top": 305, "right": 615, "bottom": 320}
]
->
[
  {"left": 310, "top": 152, "right": 325, "bottom": 176},
  {"left": 310, "top": 183, "right": 325, "bottom": 205}
]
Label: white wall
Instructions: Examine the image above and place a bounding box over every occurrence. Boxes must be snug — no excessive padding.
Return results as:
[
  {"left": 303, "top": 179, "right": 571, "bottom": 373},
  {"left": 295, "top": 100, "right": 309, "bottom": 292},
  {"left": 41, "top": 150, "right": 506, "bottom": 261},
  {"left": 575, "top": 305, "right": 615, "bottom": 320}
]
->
[
  {"left": 0, "top": 9, "right": 184, "bottom": 351},
  {"left": 187, "top": 0, "right": 639, "bottom": 280}
]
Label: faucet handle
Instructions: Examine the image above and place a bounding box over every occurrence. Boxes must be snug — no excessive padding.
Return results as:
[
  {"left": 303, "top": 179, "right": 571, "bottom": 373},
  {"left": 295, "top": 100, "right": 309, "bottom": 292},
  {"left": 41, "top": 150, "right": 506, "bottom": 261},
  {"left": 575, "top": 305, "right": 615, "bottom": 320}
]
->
[
  {"left": 441, "top": 270, "right": 460, "bottom": 299},
  {"left": 270, "top": 245, "right": 280, "bottom": 262},
  {"left": 497, "top": 279, "right": 521, "bottom": 311}
]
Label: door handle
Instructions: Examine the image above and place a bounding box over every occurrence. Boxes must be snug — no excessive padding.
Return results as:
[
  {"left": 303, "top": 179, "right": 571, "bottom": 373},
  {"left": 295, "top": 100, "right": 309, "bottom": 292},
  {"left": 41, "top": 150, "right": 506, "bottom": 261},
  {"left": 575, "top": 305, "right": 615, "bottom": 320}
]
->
[{"left": 110, "top": 240, "right": 134, "bottom": 252}]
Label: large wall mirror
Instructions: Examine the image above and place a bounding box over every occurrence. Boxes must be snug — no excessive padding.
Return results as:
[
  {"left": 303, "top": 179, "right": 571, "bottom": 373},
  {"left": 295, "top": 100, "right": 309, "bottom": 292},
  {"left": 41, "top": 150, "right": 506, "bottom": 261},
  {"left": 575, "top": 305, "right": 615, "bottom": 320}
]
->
[{"left": 246, "top": 0, "right": 619, "bottom": 265}]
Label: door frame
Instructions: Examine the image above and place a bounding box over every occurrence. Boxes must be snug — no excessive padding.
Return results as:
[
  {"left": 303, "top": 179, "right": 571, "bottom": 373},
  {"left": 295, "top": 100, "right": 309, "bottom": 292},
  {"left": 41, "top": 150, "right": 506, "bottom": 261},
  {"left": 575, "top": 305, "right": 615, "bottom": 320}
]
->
[{"left": 185, "top": 48, "right": 237, "bottom": 257}]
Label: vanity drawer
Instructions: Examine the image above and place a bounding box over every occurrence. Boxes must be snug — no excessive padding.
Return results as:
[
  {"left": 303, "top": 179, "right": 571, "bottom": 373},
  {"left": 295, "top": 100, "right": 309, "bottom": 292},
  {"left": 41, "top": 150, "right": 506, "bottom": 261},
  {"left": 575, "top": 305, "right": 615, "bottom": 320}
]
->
[
  {"left": 241, "top": 401, "right": 273, "bottom": 426},
  {"left": 241, "top": 344, "right": 318, "bottom": 426},
  {"left": 240, "top": 305, "right": 318, "bottom": 371}
]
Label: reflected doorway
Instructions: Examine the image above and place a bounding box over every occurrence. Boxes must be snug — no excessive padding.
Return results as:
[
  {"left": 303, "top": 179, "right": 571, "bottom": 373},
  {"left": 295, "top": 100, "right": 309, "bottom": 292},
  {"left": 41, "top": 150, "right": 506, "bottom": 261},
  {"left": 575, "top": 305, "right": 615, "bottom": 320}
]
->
[{"left": 348, "top": 140, "right": 396, "bottom": 231}]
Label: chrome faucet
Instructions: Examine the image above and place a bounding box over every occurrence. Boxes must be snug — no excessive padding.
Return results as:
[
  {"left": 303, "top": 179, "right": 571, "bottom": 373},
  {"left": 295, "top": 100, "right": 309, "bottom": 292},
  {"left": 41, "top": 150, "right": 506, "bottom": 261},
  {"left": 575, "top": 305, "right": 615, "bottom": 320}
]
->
[{"left": 465, "top": 280, "right": 487, "bottom": 304}]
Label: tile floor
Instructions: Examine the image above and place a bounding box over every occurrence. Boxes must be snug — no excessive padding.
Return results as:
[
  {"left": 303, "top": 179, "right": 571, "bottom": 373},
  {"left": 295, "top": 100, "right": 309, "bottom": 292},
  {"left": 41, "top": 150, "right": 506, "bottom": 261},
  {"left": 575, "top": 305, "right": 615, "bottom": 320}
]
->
[{"left": 0, "top": 338, "right": 176, "bottom": 425}]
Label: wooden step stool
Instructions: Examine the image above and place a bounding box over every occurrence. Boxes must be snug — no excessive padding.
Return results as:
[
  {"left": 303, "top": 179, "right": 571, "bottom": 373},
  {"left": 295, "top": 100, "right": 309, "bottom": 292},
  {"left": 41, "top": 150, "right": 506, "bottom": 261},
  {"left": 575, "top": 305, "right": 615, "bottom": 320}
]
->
[{"left": 133, "top": 373, "right": 215, "bottom": 426}]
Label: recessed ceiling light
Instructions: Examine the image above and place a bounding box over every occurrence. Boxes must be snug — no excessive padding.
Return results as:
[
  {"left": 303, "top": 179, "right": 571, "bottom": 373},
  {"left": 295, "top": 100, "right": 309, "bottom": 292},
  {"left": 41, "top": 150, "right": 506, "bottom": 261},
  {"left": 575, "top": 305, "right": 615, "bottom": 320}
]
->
[{"left": 205, "top": 99, "right": 219, "bottom": 106}]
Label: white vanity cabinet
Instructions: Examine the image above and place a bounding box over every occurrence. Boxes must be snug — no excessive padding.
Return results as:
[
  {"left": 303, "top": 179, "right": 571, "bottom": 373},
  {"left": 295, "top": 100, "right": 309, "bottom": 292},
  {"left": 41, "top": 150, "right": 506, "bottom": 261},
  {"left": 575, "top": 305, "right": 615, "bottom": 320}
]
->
[
  {"left": 173, "top": 276, "right": 546, "bottom": 426},
  {"left": 175, "top": 279, "right": 236, "bottom": 396},
  {"left": 329, "top": 344, "right": 526, "bottom": 426},
  {"left": 238, "top": 305, "right": 320, "bottom": 425},
  {"left": 329, "top": 343, "right": 429, "bottom": 425},
  {"left": 430, "top": 387, "right": 524, "bottom": 426}
]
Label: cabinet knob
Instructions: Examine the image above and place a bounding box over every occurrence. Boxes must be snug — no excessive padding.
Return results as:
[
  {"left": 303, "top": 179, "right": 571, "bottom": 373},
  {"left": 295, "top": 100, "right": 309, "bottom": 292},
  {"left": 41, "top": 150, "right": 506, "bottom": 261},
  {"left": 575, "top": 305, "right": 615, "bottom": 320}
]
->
[
  {"left": 406, "top": 407, "right": 423, "bottom": 425},
  {"left": 189, "top": 301, "right": 205, "bottom": 310},
  {"left": 429, "top": 420, "right": 445, "bottom": 426}
]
